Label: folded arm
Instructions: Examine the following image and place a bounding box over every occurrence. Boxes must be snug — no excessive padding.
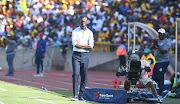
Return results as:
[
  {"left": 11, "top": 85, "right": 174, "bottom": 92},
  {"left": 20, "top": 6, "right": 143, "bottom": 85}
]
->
[
  {"left": 150, "top": 39, "right": 167, "bottom": 54},
  {"left": 75, "top": 41, "right": 92, "bottom": 49}
]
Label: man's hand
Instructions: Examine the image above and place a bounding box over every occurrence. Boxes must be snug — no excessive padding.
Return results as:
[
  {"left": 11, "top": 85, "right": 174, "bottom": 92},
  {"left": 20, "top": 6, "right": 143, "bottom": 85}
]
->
[
  {"left": 152, "top": 39, "right": 158, "bottom": 45},
  {"left": 144, "top": 66, "right": 151, "bottom": 72}
]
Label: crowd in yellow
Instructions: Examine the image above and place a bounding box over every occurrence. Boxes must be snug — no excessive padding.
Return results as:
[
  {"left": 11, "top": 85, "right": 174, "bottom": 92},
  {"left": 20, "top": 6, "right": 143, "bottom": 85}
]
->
[{"left": 0, "top": 0, "right": 179, "bottom": 53}]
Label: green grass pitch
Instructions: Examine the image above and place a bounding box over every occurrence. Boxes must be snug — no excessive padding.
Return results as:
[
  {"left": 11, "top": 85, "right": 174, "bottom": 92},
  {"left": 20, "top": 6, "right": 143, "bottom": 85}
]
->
[{"left": 0, "top": 81, "right": 180, "bottom": 104}]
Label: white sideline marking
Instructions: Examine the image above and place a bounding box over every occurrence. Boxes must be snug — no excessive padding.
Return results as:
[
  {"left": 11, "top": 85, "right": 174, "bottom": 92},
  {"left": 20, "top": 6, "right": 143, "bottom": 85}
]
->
[
  {"left": 41, "top": 79, "right": 72, "bottom": 85},
  {"left": 0, "top": 88, "right": 8, "bottom": 91},
  {"left": 0, "top": 101, "right": 4, "bottom": 104},
  {"left": 7, "top": 77, "right": 69, "bottom": 90},
  {"left": 39, "top": 77, "right": 111, "bottom": 86},
  {"left": 42, "top": 78, "right": 111, "bottom": 86},
  {"left": 28, "top": 97, "right": 55, "bottom": 104}
]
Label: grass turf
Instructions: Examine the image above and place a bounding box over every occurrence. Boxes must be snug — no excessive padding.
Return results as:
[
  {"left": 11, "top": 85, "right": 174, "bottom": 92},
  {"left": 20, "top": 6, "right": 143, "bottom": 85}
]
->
[
  {"left": 0, "top": 81, "right": 90, "bottom": 104},
  {"left": 0, "top": 81, "right": 180, "bottom": 104}
]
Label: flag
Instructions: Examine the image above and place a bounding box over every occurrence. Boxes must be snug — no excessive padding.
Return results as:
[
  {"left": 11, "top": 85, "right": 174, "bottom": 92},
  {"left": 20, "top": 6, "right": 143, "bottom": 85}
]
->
[{"left": 19, "top": 0, "right": 28, "bottom": 15}]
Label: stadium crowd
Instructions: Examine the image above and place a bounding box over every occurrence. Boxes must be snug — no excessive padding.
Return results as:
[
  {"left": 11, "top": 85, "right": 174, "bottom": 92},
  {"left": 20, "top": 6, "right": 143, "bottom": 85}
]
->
[{"left": 0, "top": 0, "right": 179, "bottom": 53}]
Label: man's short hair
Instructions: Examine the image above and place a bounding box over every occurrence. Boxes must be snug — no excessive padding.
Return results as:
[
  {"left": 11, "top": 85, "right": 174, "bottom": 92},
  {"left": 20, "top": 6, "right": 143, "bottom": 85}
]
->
[{"left": 79, "top": 15, "right": 87, "bottom": 20}]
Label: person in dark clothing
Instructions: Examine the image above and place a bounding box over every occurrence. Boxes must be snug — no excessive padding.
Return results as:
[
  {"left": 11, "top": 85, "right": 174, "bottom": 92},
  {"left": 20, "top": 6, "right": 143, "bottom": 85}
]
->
[
  {"left": 3, "top": 36, "right": 17, "bottom": 76},
  {"left": 178, "top": 45, "right": 180, "bottom": 62},
  {"left": 33, "top": 33, "right": 46, "bottom": 77},
  {"left": 116, "top": 40, "right": 126, "bottom": 67},
  {"left": 150, "top": 28, "right": 171, "bottom": 96}
]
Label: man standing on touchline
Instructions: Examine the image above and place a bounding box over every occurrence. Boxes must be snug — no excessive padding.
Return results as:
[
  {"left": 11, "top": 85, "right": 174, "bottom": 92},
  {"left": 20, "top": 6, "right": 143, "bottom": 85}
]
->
[
  {"left": 71, "top": 15, "right": 94, "bottom": 101},
  {"left": 150, "top": 28, "right": 171, "bottom": 97},
  {"left": 33, "top": 32, "right": 46, "bottom": 77},
  {"left": 4, "top": 36, "right": 17, "bottom": 76}
]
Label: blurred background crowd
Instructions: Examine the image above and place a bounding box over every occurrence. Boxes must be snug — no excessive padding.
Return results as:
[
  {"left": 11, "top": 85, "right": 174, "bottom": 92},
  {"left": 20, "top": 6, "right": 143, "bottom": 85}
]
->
[{"left": 0, "top": 0, "right": 179, "bottom": 53}]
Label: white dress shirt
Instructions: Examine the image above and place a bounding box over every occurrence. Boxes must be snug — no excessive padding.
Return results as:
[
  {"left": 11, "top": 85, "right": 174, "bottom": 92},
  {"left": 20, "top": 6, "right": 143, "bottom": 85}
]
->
[{"left": 72, "top": 26, "right": 94, "bottom": 52}]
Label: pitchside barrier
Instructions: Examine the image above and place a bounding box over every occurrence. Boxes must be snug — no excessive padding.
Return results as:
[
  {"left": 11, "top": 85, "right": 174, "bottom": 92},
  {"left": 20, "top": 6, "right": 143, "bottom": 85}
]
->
[
  {"left": 83, "top": 87, "right": 127, "bottom": 103},
  {"left": 0, "top": 46, "right": 64, "bottom": 70},
  {"left": 0, "top": 44, "right": 178, "bottom": 72}
]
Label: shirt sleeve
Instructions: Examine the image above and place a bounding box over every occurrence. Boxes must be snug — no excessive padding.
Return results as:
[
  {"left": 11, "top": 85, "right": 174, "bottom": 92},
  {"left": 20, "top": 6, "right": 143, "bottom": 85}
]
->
[
  {"left": 162, "top": 40, "right": 171, "bottom": 51},
  {"left": 9, "top": 40, "right": 15, "bottom": 45},
  {"left": 88, "top": 31, "right": 94, "bottom": 48},
  {"left": 72, "top": 30, "right": 77, "bottom": 47},
  {"left": 10, "top": 40, "right": 17, "bottom": 48}
]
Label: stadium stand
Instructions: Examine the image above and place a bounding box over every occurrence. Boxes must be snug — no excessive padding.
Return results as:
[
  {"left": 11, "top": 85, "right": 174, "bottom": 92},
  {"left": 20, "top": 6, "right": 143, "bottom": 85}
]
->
[{"left": 0, "top": 0, "right": 179, "bottom": 53}]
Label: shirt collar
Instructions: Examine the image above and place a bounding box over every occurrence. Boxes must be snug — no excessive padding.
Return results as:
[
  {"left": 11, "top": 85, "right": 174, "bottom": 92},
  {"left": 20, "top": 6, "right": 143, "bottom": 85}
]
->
[{"left": 79, "top": 26, "right": 88, "bottom": 31}]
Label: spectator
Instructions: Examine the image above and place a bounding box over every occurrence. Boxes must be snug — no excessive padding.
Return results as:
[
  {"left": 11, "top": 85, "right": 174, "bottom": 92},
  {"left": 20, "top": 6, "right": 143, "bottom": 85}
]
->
[
  {"left": 119, "top": 3, "right": 128, "bottom": 16},
  {"left": 133, "top": 4, "right": 141, "bottom": 20},
  {"left": 126, "top": 4, "right": 133, "bottom": 21},
  {"left": 0, "top": 0, "right": 179, "bottom": 54},
  {"left": 61, "top": 30, "right": 70, "bottom": 59}
]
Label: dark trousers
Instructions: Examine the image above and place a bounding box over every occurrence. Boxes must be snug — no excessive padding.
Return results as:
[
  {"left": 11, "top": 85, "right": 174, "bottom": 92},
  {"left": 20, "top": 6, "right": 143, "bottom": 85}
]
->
[
  {"left": 6, "top": 53, "right": 15, "bottom": 74},
  {"left": 119, "top": 55, "right": 126, "bottom": 67},
  {"left": 35, "top": 55, "right": 44, "bottom": 74},
  {"left": 152, "top": 61, "right": 169, "bottom": 95},
  {"left": 72, "top": 51, "right": 89, "bottom": 97}
]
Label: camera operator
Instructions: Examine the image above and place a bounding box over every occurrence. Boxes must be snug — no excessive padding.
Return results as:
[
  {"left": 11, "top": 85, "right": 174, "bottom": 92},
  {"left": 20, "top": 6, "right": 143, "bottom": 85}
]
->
[{"left": 124, "top": 54, "right": 160, "bottom": 101}]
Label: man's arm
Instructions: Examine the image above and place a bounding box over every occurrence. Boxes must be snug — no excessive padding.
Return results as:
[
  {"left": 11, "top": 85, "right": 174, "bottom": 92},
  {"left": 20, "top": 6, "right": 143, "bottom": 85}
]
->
[
  {"left": 75, "top": 42, "right": 92, "bottom": 49},
  {"left": 149, "top": 44, "right": 155, "bottom": 50},
  {"left": 72, "top": 30, "right": 94, "bottom": 49},
  {"left": 150, "top": 39, "right": 157, "bottom": 50},
  {"left": 158, "top": 39, "right": 171, "bottom": 54},
  {"left": 5, "top": 37, "right": 10, "bottom": 44},
  {"left": 150, "top": 39, "right": 168, "bottom": 54},
  {"left": 75, "top": 31, "right": 94, "bottom": 49},
  {"left": 156, "top": 44, "right": 167, "bottom": 54},
  {"left": 42, "top": 40, "right": 46, "bottom": 57}
]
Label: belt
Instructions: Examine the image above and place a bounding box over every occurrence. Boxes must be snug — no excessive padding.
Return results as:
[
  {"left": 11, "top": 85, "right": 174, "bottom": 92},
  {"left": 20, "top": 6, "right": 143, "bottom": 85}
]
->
[
  {"left": 6, "top": 51, "right": 14, "bottom": 54},
  {"left": 74, "top": 51, "right": 88, "bottom": 53}
]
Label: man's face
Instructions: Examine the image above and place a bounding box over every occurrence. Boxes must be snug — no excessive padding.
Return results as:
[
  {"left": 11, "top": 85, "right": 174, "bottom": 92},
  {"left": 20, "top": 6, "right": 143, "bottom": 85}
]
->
[
  {"left": 144, "top": 53, "right": 148, "bottom": 56},
  {"left": 158, "top": 32, "right": 164, "bottom": 40},
  {"left": 39, "top": 35, "right": 43, "bottom": 38},
  {"left": 79, "top": 17, "right": 87, "bottom": 28}
]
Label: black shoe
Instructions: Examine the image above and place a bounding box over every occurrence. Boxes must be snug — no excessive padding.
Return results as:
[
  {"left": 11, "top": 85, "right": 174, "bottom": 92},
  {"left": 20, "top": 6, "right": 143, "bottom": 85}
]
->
[{"left": 78, "top": 96, "right": 86, "bottom": 102}]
